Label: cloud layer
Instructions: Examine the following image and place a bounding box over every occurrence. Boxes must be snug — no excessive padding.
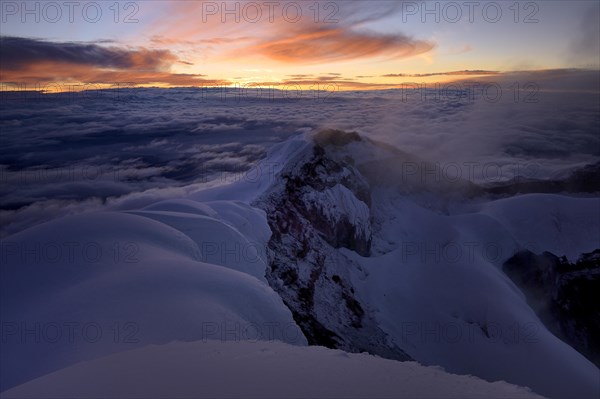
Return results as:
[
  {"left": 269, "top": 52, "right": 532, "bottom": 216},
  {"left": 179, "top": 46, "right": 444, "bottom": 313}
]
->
[
  {"left": 247, "top": 27, "right": 434, "bottom": 64},
  {"left": 0, "top": 37, "right": 227, "bottom": 86},
  {"left": 1, "top": 69, "right": 598, "bottom": 237}
]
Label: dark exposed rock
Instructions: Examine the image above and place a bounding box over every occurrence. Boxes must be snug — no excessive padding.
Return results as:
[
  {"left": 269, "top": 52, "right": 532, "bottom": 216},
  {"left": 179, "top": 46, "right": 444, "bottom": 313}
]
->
[
  {"left": 313, "top": 129, "right": 362, "bottom": 147},
  {"left": 503, "top": 249, "right": 600, "bottom": 367},
  {"left": 486, "top": 161, "right": 600, "bottom": 195},
  {"left": 254, "top": 131, "right": 411, "bottom": 361}
]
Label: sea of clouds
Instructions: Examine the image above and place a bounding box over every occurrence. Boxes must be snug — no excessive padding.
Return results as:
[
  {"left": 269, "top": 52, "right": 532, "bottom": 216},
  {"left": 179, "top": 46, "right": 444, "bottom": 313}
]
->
[{"left": 1, "top": 70, "right": 598, "bottom": 237}]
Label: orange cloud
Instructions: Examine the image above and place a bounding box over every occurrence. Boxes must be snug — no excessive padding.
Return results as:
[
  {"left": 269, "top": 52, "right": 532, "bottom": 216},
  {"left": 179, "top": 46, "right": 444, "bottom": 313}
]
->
[
  {"left": 1, "top": 61, "right": 228, "bottom": 87},
  {"left": 148, "top": 1, "right": 435, "bottom": 65},
  {"left": 246, "top": 27, "right": 434, "bottom": 64}
]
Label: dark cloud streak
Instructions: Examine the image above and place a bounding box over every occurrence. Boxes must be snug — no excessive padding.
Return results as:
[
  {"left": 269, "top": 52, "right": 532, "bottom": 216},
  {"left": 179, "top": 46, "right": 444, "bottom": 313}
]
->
[
  {"left": 1, "top": 37, "right": 176, "bottom": 71},
  {"left": 0, "top": 37, "right": 229, "bottom": 86},
  {"left": 382, "top": 70, "right": 500, "bottom": 78}
]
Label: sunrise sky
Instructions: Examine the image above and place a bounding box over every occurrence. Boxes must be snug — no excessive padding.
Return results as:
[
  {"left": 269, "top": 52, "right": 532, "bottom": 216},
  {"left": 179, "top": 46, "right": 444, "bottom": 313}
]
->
[{"left": 1, "top": 0, "right": 599, "bottom": 90}]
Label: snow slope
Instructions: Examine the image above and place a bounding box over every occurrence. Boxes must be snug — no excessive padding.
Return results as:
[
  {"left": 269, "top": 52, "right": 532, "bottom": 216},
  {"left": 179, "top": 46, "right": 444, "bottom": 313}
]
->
[
  {"left": 2, "top": 340, "right": 545, "bottom": 399},
  {"left": 347, "top": 195, "right": 600, "bottom": 399},
  {"left": 480, "top": 194, "right": 600, "bottom": 261},
  {"left": 0, "top": 206, "right": 305, "bottom": 391},
  {"left": 1, "top": 131, "right": 598, "bottom": 398}
]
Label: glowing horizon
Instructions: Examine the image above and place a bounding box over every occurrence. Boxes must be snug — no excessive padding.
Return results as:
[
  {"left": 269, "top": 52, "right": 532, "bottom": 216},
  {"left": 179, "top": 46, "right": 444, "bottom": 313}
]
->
[{"left": 1, "top": 1, "right": 599, "bottom": 90}]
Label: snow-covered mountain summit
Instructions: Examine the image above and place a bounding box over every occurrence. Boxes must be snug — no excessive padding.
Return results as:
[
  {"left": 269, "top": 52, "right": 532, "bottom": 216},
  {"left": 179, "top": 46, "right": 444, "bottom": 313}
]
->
[
  {"left": 254, "top": 130, "right": 600, "bottom": 399},
  {"left": 1, "top": 130, "right": 598, "bottom": 398}
]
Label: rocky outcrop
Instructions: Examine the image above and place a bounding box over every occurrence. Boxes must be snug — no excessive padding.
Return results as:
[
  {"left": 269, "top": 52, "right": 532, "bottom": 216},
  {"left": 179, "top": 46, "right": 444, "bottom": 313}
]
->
[
  {"left": 254, "top": 130, "right": 411, "bottom": 360},
  {"left": 486, "top": 161, "right": 600, "bottom": 195},
  {"left": 503, "top": 249, "right": 600, "bottom": 367}
]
